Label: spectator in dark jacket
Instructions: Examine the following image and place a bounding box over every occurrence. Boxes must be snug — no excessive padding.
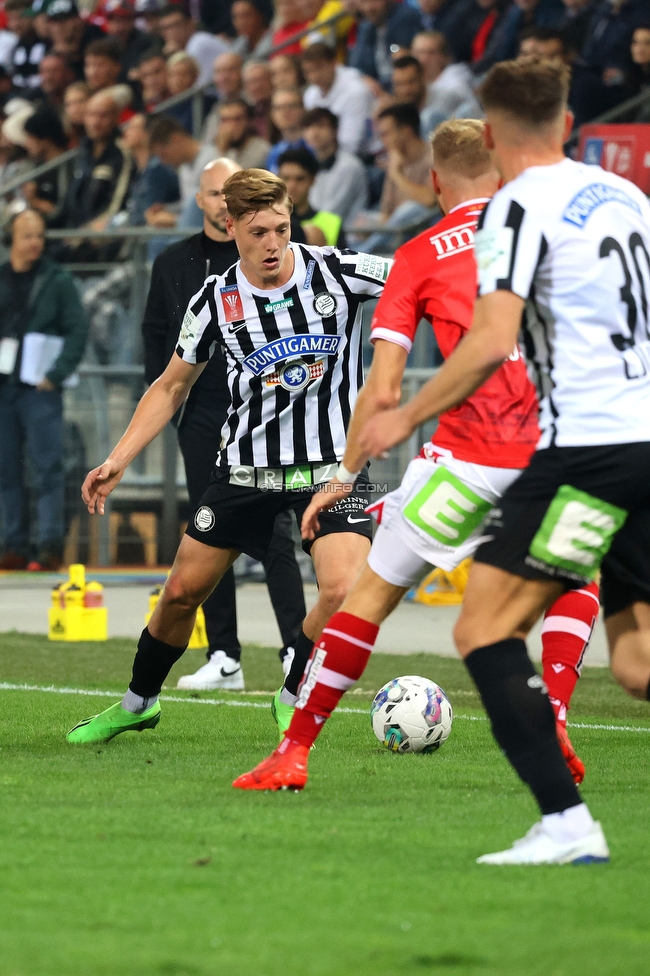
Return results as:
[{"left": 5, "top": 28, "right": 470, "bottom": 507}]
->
[
  {"left": 120, "top": 112, "right": 179, "bottom": 225},
  {"left": 47, "top": 0, "right": 105, "bottom": 81},
  {"left": 560, "top": 0, "right": 600, "bottom": 60},
  {"left": 6, "top": 0, "right": 49, "bottom": 91},
  {"left": 471, "top": 0, "right": 566, "bottom": 73},
  {"left": 349, "top": 0, "right": 423, "bottom": 89},
  {"left": 21, "top": 106, "right": 72, "bottom": 225},
  {"left": 103, "top": 0, "right": 153, "bottom": 82},
  {"left": 572, "top": 0, "right": 648, "bottom": 123},
  {"left": 0, "top": 209, "right": 88, "bottom": 571},
  {"left": 55, "top": 91, "right": 135, "bottom": 258},
  {"left": 38, "top": 52, "right": 75, "bottom": 115}
]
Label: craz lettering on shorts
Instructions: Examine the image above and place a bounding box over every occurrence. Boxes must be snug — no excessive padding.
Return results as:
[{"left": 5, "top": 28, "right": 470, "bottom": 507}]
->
[
  {"left": 402, "top": 467, "right": 492, "bottom": 547},
  {"left": 529, "top": 485, "right": 627, "bottom": 581}
]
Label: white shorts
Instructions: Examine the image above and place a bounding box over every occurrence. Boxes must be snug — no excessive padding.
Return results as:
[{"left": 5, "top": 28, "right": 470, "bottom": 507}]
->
[{"left": 367, "top": 445, "right": 523, "bottom": 589}]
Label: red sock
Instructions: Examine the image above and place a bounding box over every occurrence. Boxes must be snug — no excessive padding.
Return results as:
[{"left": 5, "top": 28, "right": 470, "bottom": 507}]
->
[
  {"left": 542, "top": 582, "right": 600, "bottom": 726},
  {"left": 287, "top": 611, "right": 379, "bottom": 749}
]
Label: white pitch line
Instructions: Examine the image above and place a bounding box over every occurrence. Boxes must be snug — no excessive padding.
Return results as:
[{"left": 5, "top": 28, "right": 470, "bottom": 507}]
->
[{"left": 1, "top": 682, "right": 649, "bottom": 734}]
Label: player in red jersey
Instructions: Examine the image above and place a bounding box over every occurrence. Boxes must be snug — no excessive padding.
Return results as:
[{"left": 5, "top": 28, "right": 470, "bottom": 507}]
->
[{"left": 233, "top": 119, "right": 597, "bottom": 791}]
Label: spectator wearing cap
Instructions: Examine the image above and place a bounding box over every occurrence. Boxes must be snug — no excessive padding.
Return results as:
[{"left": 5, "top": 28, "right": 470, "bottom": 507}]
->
[
  {"left": 0, "top": 209, "right": 88, "bottom": 572},
  {"left": 278, "top": 147, "right": 345, "bottom": 247},
  {"left": 303, "top": 107, "right": 368, "bottom": 220},
  {"left": 47, "top": 0, "right": 104, "bottom": 81},
  {"left": 242, "top": 59, "right": 273, "bottom": 141},
  {"left": 349, "top": 0, "right": 423, "bottom": 90},
  {"left": 200, "top": 51, "right": 243, "bottom": 145},
  {"left": 21, "top": 105, "right": 71, "bottom": 222},
  {"left": 38, "top": 51, "right": 75, "bottom": 113},
  {"left": 120, "top": 111, "right": 179, "bottom": 225},
  {"left": 265, "top": 87, "right": 310, "bottom": 173},
  {"left": 145, "top": 113, "right": 216, "bottom": 228},
  {"left": 215, "top": 97, "right": 270, "bottom": 168},
  {"left": 137, "top": 48, "right": 169, "bottom": 111},
  {"left": 103, "top": 0, "right": 152, "bottom": 82},
  {"left": 6, "top": 0, "right": 49, "bottom": 90},
  {"left": 158, "top": 4, "right": 230, "bottom": 87},
  {"left": 28, "top": 0, "right": 52, "bottom": 47},
  {"left": 54, "top": 91, "right": 135, "bottom": 258},
  {"left": 391, "top": 55, "right": 446, "bottom": 139},
  {"left": 230, "top": 0, "right": 273, "bottom": 59},
  {"left": 301, "top": 43, "right": 375, "bottom": 157}
]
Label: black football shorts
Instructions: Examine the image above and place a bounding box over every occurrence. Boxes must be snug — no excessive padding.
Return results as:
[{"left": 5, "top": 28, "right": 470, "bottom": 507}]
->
[
  {"left": 474, "top": 442, "right": 650, "bottom": 618},
  {"left": 185, "top": 469, "right": 373, "bottom": 561}
]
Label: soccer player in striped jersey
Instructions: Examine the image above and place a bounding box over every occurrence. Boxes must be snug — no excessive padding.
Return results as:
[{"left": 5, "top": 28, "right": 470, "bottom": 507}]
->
[
  {"left": 67, "top": 169, "right": 391, "bottom": 745},
  {"left": 232, "top": 119, "right": 600, "bottom": 800}
]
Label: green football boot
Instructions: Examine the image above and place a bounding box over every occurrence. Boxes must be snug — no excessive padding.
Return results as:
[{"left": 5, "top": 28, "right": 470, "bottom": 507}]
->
[
  {"left": 66, "top": 700, "right": 161, "bottom": 744},
  {"left": 270, "top": 687, "right": 294, "bottom": 738}
]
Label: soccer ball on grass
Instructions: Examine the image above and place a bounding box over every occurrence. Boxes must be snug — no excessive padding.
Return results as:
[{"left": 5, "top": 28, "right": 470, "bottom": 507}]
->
[{"left": 371, "top": 675, "right": 453, "bottom": 753}]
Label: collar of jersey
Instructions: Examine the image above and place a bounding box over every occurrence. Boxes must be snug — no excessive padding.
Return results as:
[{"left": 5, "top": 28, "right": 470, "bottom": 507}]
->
[
  {"left": 235, "top": 242, "right": 303, "bottom": 297},
  {"left": 448, "top": 197, "right": 491, "bottom": 215}
]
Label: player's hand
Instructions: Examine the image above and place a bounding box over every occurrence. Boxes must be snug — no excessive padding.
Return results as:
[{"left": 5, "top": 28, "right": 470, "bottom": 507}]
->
[
  {"left": 359, "top": 407, "right": 413, "bottom": 458},
  {"left": 301, "top": 479, "right": 353, "bottom": 540},
  {"left": 81, "top": 459, "right": 126, "bottom": 515}
]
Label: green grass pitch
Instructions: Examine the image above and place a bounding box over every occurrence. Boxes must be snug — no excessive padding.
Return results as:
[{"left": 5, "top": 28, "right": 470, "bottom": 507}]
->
[{"left": 1, "top": 631, "right": 650, "bottom": 976}]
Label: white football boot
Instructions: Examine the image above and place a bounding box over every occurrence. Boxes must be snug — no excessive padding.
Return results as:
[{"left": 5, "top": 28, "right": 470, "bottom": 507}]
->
[
  {"left": 477, "top": 821, "right": 610, "bottom": 865},
  {"left": 176, "top": 651, "right": 244, "bottom": 691}
]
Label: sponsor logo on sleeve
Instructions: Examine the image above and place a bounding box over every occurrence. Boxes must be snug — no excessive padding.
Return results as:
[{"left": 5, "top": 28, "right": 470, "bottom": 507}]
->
[
  {"left": 220, "top": 284, "right": 244, "bottom": 323},
  {"left": 178, "top": 309, "right": 201, "bottom": 350},
  {"left": 475, "top": 226, "right": 513, "bottom": 287},
  {"left": 354, "top": 253, "right": 390, "bottom": 282},
  {"left": 562, "top": 182, "right": 642, "bottom": 228}
]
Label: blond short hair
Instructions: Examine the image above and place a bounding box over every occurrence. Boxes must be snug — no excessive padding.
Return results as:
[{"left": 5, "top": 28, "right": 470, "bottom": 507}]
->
[
  {"left": 223, "top": 169, "right": 292, "bottom": 221},
  {"left": 430, "top": 118, "right": 492, "bottom": 179}
]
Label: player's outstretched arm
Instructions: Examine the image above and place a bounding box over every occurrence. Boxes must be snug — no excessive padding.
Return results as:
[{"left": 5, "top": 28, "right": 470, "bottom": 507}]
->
[
  {"left": 359, "top": 291, "right": 525, "bottom": 458},
  {"left": 81, "top": 354, "right": 206, "bottom": 515},
  {"left": 301, "top": 340, "right": 408, "bottom": 539}
]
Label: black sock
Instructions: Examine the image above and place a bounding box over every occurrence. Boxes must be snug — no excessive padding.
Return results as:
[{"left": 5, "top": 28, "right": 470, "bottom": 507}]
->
[
  {"left": 646, "top": 676, "right": 650, "bottom": 702},
  {"left": 465, "top": 638, "right": 582, "bottom": 815},
  {"left": 283, "top": 628, "right": 315, "bottom": 696},
  {"left": 129, "top": 627, "right": 187, "bottom": 698}
]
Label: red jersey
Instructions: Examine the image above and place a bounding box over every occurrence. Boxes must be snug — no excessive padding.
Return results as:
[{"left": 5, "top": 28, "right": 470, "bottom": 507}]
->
[{"left": 370, "top": 199, "right": 540, "bottom": 469}]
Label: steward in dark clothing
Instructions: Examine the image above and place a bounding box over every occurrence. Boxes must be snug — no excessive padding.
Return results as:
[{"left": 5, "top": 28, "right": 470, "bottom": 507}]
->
[{"left": 142, "top": 231, "right": 306, "bottom": 668}]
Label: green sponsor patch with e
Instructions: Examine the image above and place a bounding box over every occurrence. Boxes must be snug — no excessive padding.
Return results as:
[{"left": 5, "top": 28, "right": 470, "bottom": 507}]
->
[
  {"left": 402, "top": 467, "right": 492, "bottom": 547},
  {"left": 529, "top": 484, "right": 627, "bottom": 580},
  {"left": 285, "top": 465, "right": 312, "bottom": 489},
  {"left": 264, "top": 297, "right": 294, "bottom": 314}
]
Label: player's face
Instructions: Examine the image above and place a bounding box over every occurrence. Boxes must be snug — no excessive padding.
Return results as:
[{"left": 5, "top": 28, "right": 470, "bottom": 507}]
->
[{"left": 228, "top": 204, "right": 293, "bottom": 288}]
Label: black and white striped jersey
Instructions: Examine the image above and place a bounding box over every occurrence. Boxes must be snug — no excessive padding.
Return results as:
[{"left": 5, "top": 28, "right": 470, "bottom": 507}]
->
[
  {"left": 176, "top": 243, "right": 391, "bottom": 468},
  {"left": 475, "top": 158, "right": 650, "bottom": 448}
]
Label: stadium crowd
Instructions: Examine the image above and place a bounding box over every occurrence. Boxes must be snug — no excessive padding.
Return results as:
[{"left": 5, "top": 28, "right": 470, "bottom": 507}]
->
[
  {"left": 0, "top": 0, "right": 646, "bottom": 250},
  {"left": 0, "top": 0, "right": 648, "bottom": 572}
]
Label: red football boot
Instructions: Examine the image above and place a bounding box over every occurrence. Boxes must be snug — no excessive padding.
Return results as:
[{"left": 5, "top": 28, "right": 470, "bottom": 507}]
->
[
  {"left": 556, "top": 722, "right": 585, "bottom": 785},
  {"left": 232, "top": 740, "right": 309, "bottom": 791}
]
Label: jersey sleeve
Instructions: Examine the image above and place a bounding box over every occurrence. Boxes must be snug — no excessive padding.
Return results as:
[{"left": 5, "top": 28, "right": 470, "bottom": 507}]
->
[
  {"left": 475, "top": 192, "right": 548, "bottom": 300},
  {"left": 333, "top": 248, "right": 394, "bottom": 298},
  {"left": 368, "top": 248, "right": 421, "bottom": 353},
  {"left": 175, "top": 277, "right": 221, "bottom": 364}
]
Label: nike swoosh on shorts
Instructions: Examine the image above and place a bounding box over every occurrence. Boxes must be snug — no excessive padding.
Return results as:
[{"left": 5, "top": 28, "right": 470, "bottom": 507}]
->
[{"left": 347, "top": 515, "right": 370, "bottom": 523}]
